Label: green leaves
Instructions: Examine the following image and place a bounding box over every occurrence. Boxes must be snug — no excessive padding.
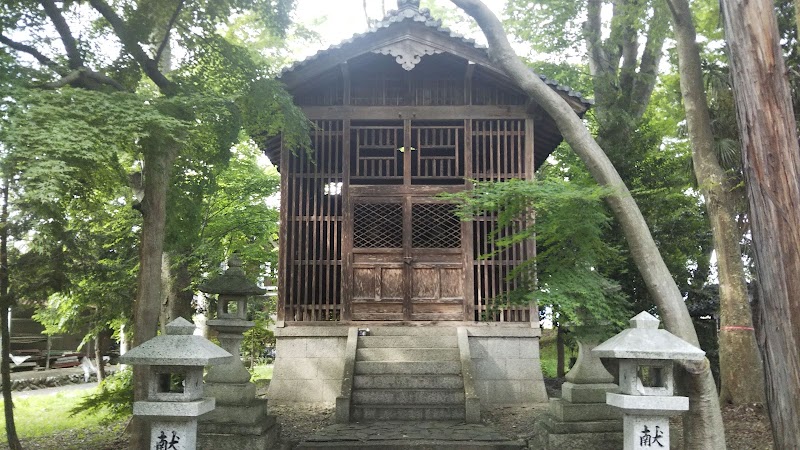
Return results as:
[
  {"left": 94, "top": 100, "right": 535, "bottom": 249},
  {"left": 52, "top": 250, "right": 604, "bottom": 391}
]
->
[{"left": 447, "top": 178, "right": 629, "bottom": 328}]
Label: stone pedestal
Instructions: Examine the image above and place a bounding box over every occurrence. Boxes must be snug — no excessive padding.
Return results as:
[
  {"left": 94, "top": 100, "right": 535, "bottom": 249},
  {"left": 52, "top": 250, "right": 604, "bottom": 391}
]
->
[
  {"left": 533, "top": 339, "right": 623, "bottom": 449},
  {"left": 198, "top": 255, "right": 280, "bottom": 450},
  {"left": 199, "top": 322, "right": 280, "bottom": 449}
]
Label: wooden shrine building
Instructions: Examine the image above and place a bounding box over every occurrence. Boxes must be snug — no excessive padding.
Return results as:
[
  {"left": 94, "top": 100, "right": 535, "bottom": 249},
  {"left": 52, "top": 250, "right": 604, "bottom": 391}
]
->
[{"left": 264, "top": 0, "right": 591, "bottom": 412}]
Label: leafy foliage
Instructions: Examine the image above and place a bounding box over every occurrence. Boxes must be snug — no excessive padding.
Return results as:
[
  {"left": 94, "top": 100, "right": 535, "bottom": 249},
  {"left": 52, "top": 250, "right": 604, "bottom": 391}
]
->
[
  {"left": 446, "top": 178, "right": 629, "bottom": 328},
  {"left": 70, "top": 368, "right": 134, "bottom": 424}
]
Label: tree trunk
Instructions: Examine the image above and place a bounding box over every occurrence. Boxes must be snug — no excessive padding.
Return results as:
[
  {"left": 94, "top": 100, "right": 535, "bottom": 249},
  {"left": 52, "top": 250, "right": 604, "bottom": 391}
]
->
[
  {"left": 665, "top": 0, "right": 765, "bottom": 406},
  {"left": 556, "top": 324, "right": 566, "bottom": 378},
  {"left": 130, "top": 138, "right": 179, "bottom": 450},
  {"left": 170, "top": 259, "right": 194, "bottom": 322},
  {"left": 159, "top": 251, "right": 172, "bottom": 334},
  {"left": 449, "top": 1, "right": 726, "bottom": 447},
  {"left": 94, "top": 333, "right": 105, "bottom": 382},
  {"left": 720, "top": 0, "right": 800, "bottom": 444},
  {"left": 0, "top": 180, "right": 22, "bottom": 450}
]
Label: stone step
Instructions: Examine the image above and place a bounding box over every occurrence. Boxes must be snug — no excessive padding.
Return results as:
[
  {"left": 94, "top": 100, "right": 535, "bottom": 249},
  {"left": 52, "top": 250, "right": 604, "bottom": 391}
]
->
[
  {"left": 296, "top": 421, "right": 526, "bottom": 449},
  {"left": 354, "top": 374, "right": 463, "bottom": 390},
  {"left": 351, "top": 405, "right": 466, "bottom": 421},
  {"left": 365, "top": 327, "right": 458, "bottom": 337},
  {"left": 354, "top": 361, "right": 462, "bottom": 375},
  {"left": 297, "top": 442, "right": 526, "bottom": 449},
  {"left": 353, "top": 388, "right": 465, "bottom": 405},
  {"left": 357, "top": 335, "right": 458, "bottom": 348},
  {"left": 356, "top": 348, "right": 459, "bottom": 362}
]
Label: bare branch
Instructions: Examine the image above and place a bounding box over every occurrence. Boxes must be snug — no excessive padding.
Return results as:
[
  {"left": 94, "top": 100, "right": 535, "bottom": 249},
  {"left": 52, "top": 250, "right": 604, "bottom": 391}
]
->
[
  {"left": 88, "top": 0, "right": 177, "bottom": 95},
  {"left": 155, "top": 0, "right": 185, "bottom": 66},
  {"left": 0, "top": 34, "right": 68, "bottom": 76},
  {"left": 39, "top": 0, "right": 84, "bottom": 70}
]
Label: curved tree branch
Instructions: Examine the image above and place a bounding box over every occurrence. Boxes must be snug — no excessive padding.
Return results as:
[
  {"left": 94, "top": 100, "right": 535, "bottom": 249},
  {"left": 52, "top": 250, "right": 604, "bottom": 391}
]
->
[
  {"left": 88, "top": 0, "right": 177, "bottom": 95},
  {"left": 0, "top": 34, "right": 68, "bottom": 76},
  {"left": 449, "top": 1, "right": 726, "bottom": 447},
  {"left": 39, "top": 0, "right": 84, "bottom": 70}
]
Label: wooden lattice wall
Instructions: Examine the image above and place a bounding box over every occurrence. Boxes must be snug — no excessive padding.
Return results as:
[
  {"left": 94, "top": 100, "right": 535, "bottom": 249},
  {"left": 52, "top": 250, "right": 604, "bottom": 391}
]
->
[{"left": 281, "top": 120, "right": 344, "bottom": 321}]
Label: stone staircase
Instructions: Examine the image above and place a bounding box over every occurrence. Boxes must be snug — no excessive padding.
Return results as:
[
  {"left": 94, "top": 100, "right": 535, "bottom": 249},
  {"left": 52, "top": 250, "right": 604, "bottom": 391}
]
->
[{"left": 351, "top": 327, "right": 467, "bottom": 421}]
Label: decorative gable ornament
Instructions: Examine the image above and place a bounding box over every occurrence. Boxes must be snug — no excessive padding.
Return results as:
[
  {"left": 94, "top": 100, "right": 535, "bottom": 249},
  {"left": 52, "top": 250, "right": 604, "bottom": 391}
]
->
[{"left": 373, "top": 40, "right": 443, "bottom": 71}]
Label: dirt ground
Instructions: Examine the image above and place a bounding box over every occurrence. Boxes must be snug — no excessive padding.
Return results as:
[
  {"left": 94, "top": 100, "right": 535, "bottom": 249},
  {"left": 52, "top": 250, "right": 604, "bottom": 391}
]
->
[
  {"left": 269, "top": 401, "right": 773, "bottom": 449},
  {"left": 10, "top": 392, "right": 774, "bottom": 449}
]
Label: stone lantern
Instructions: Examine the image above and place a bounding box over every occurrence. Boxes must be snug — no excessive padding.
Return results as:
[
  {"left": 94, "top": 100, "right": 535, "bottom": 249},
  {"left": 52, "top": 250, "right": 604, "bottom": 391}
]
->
[
  {"left": 198, "top": 254, "right": 279, "bottom": 449},
  {"left": 119, "top": 317, "right": 232, "bottom": 450},
  {"left": 593, "top": 311, "right": 705, "bottom": 450}
]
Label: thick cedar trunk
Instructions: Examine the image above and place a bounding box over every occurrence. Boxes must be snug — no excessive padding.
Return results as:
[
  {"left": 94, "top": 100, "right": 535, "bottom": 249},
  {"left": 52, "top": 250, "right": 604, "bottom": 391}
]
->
[
  {"left": 665, "top": 0, "right": 765, "bottom": 406},
  {"left": 130, "top": 139, "right": 178, "bottom": 450},
  {"left": 170, "top": 259, "right": 194, "bottom": 322},
  {"left": 1, "top": 181, "right": 22, "bottom": 449},
  {"left": 159, "top": 254, "right": 194, "bottom": 332},
  {"left": 720, "top": 0, "right": 800, "bottom": 445},
  {"left": 450, "top": 1, "right": 725, "bottom": 447}
]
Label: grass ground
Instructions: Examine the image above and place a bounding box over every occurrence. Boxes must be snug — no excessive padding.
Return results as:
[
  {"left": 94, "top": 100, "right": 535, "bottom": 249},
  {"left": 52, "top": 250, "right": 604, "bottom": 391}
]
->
[
  {"left": 538, "top": 328, "right": 559, "bottom": 378},
  {"left": 0, "top": 388, "right": 126, "bottom": 449},
  {"left": 1, "top": 364, "right": 275, "bottom": 449}
]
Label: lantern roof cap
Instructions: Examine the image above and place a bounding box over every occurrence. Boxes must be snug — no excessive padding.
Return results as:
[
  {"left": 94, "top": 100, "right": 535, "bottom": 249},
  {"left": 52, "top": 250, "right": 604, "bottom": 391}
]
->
[
  {"left": 593, "top": 312, "right": 705, "bottom": 361},
  {"left": 119, "top": 318, "right": 233, "bottom": 366},
  {"left": 198, "top": 254, "right": 266, "bottom": 296}
]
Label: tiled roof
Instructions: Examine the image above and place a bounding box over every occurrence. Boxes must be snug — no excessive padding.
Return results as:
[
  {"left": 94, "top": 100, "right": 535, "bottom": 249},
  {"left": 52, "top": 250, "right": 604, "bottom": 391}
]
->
[{"left": 279, "top": 1, "right": 591, "bottom": 106}]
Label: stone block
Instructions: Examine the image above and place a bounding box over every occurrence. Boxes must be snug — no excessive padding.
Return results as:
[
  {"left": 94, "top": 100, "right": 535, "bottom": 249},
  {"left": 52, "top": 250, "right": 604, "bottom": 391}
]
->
[
  {"left": 532, "top": 417, "right": 622, "bottom": 450},
  {"left": 151, "top": 420, "right": 197, "bottom": 450},
  {"left": 315, "top": 357, "right": 345, "bottom": 380},
  {"left": 306, "top": 338, "right": 345, "bottom": 358},
  {"left": 474, "top": 358, "right": 506, "bottom": 380},
  {"left": 272, "top": 357, "right": 317, "bottom": 380},
  {"left": 536, "top": 414, "right": 622, "bottom": 434},
  {"left": 205, "top": 381, "right": 257, "bottom": 405},
  {"left": 519, "top": 339, "right": 540, "bottom": 359},
  {"left": 198, "top": 420, "right": 280, "bottom": 450},
  {"left": 623, "top": 415, "right": 670, "bottom": 450},
  {"left": 561, "top": 382, "right": 619, "bottom": 404},
  {"left": 504, "top": 358, "right": 539, "bottom": 380},
  {"left": 468, "top": 337, "right": 490, "bottom": 358},
  {"left": 276, "top": 337, "right": 308, "bottom": 358},
  {"left": 518, "top": 379, "right": 549, "bottom": 403},
  {"left": 267, "top": 379, "right": 324, "bottom": 403},
  {"left": 488, "top": 337, "right": 520, "bottom": 359},
  {"left": 549, "top": 398, "right": 621, "bottom": 422},
  {"left": 200, "top": 401, "right": 267, "bottom": 425},
  {"left": 201, "top": 415, "right": 277, "bottom": 435}
]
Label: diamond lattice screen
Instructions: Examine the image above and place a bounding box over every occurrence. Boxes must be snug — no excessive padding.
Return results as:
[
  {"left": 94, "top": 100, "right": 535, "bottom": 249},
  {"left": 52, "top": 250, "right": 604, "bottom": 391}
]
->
[
  {"left": 412, "top": 204, "right": 461, "bottom": 248},
  {"left": 353, "top": 203, "right": 403, "bottom": 248}
]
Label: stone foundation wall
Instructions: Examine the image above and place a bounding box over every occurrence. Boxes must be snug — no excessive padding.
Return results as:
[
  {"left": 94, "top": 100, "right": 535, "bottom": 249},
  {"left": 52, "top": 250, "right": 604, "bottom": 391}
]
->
[
  {"left": 267, "top": 327, "right": 348, "bottom": 404},
  {"left": 466, "top": 327, "right": 548, "bottom": 405}
]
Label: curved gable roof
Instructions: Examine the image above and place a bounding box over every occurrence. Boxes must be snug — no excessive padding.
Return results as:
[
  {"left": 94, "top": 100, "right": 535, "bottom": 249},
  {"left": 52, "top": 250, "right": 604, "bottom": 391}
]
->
[{"left": 278, "top": 1, "right": 591, "bottom": 112}]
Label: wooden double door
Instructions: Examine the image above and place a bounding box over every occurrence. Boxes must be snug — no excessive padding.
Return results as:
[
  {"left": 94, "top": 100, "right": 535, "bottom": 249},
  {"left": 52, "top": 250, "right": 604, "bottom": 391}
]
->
[{"left": 347, "top": 195, "right": 467, "bottom": 321}]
